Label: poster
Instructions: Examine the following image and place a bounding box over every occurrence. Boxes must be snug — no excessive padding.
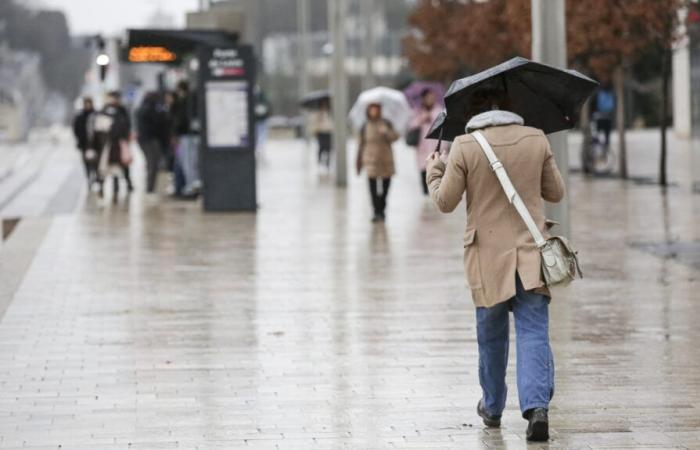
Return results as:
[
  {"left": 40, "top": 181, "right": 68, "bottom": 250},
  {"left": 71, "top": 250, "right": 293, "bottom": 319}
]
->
[{"left": 205, "top": 80, "right": 249, "bottom": 148}]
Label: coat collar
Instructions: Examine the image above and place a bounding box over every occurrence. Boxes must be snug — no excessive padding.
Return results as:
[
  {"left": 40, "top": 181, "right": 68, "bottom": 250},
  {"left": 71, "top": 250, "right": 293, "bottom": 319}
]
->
[{"left": 466, "top": 110, "right": 524, "bottom": 132}]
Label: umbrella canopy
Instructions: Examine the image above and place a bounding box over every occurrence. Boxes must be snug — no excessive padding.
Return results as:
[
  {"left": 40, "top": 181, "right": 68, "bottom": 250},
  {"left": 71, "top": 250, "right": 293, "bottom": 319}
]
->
[
  {"left": 403, "top": 81, "right": 446, "bottom": 108},
  {"left": 425, "top": 111, "right": 468, "bottom": 142},
  {"left": 441, "top": 56, "right": 598, "bottom": 137},
  {"left": 348, "top": 87, "right": 413, "bottom": 134},
  {"left": 300, "top": 90, "right": 331, "bottom": 109}
]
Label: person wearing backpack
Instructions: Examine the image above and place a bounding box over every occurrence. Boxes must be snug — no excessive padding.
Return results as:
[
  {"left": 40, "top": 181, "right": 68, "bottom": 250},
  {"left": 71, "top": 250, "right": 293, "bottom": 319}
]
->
[{"left": 593, "top": 82, "right": 615, "bottom": 148}]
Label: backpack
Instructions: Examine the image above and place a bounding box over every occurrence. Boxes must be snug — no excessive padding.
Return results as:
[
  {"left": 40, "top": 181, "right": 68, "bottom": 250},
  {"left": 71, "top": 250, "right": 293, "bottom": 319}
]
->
[{"left": 597, "top": 90, "right": 615, "bottom": 113}]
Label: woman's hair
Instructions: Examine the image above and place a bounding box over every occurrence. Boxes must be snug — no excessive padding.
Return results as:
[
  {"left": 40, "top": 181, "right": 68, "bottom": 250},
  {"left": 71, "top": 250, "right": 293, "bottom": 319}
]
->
[{"left": 464, "top": 87, "right": 512, "bottom": 121}]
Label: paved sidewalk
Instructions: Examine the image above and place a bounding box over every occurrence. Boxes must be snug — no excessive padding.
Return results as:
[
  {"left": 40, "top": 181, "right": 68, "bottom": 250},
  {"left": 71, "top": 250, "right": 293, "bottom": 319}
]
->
[{"left": 0, "top": 133, "right": 699, "bottom": 449}]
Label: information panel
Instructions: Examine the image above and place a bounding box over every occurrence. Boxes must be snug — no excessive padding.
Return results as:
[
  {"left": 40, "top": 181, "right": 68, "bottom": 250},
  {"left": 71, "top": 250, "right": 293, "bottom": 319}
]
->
[
  {"left": 205, "top": 80, "right": 249, "bottom": 148},
  {"left": 198, "top": 44, "right": 256, "bottom": 212}
]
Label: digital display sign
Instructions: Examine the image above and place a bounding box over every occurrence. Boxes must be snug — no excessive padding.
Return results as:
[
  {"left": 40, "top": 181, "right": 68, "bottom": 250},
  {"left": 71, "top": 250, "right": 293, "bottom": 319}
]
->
[{"left": 128, "top": 46, "right": 177, "bottom": 63}]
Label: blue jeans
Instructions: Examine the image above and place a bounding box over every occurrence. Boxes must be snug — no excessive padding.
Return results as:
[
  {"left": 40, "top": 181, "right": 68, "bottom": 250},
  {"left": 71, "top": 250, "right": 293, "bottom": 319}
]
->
[
  {"left": 476, "top": 275, "right": 554, "bottom": 417},
  {"left": 175, "top": 135, "right": 200, "bottom": 195}
]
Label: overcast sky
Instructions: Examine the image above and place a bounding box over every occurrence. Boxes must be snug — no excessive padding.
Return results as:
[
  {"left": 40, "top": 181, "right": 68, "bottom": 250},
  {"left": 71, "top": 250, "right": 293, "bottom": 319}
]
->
[{"left": 34, "top": 0, "right": 201, "bottom": 36}]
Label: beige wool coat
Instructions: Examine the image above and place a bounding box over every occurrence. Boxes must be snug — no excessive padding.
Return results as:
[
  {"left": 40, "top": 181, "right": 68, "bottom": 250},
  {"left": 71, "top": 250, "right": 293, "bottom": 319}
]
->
[
  {"left": 426, "top": 111, "right": 565, "bottom": 308},
  {"left": 358, "top": 119, "right": 400, "bottom": 178}
]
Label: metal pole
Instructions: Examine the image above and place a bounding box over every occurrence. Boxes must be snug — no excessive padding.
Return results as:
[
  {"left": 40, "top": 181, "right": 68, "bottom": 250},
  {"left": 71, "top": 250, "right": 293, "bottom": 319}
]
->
[
  {"left": 531, "top": 0, "right": 570, "bottom": 237},
  {"left": 297, "top": 0, "right": 311, "bottom": 98},
  {"left": 360, "top": 0, "right": 375, "bottom": 89},
  {"left": 329, "top": 0, "right": 348, "bottom": 186}
]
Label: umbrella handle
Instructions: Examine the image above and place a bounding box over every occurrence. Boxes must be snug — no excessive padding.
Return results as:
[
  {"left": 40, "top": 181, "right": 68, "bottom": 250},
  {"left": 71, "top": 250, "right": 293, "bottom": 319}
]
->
[{"left": 434, "top": 127, "right": 444, "bottom": 153}]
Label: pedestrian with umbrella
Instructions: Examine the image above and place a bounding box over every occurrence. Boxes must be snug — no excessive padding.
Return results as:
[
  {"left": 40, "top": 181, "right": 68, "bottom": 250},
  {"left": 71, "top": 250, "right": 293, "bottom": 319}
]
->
[
  {"left": 301, "top": 91, "right": 333, "bottom": 170},
  {"left": 424, "top": 57, "right": 596, "bottom": 441},
  {"left": 350, "top": 87, "right": 409, "bottom": 222},
  {"left": 403, "top": 82, "right": 447, "bottom": 195}
]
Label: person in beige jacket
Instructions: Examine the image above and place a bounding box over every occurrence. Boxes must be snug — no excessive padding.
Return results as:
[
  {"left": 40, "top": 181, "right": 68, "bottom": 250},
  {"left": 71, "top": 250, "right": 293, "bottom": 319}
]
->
[
  {"left": 426, "top": 88, "right": 565, "bottom": 442},
  {"left": 356, "top": 103, "right": 400, "bottom": 222},
  {"left": 310, "top": 99, "right": 333, "bottom": 169}
]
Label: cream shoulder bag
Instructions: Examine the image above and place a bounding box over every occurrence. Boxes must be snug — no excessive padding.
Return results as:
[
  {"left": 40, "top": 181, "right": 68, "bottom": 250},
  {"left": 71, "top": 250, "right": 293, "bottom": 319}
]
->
[{"left": 472, "top": 131, "right": 582, "bottom": 287}]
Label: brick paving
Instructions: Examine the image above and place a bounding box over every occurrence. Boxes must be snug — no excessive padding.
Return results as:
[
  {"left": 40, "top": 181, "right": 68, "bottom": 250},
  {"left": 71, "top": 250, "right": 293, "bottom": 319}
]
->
[{"left": 0, "top": 133, "right": 699, "bottom": 449}]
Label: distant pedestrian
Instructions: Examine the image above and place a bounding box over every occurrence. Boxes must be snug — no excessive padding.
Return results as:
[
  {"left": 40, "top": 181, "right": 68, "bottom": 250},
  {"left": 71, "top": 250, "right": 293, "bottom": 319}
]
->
[
  {"left": 356, "top": 103, "right": 399, "bottom": 222},
  {"left": 254, "top": 86, "right": 271, "bottom": 160},
  {"left": 162, "top": 91, "right": 177, "bottom": 172},
  {"left": 105, "top": 91, "right": 133, "bottom": 192},
  {"left": 311, "top": 98, "right": 333, "bottom": 169},
  {"left": 409, "top": 89, "right": 445, "bottom": 195},
  {"left": 426, "top": 87, "right": 565, "bottom": 442},
  {"left": 593, "top": 81, "right": 615, "bottom": 147},
  {"left": 72, "top": 97, "right": 97, "bottom": 186},
  {"left": 91, "top": 91, "right": 133, "bottom": 200},
  {"left": 172, "top": 81, "right": 200, "bottom": 198},
  {"left": 136, "top": 92, "right": 169, "bottom": 193}
]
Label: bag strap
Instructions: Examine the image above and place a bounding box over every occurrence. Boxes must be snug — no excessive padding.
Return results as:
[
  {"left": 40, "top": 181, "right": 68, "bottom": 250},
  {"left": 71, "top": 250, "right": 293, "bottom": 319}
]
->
[{"left": 472, "top": 131, "right": 547, "bottom": 249}]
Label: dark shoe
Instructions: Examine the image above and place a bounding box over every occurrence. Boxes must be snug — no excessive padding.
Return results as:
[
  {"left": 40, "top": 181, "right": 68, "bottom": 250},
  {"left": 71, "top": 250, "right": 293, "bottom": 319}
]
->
[
  {"left": 477, "top": 400, "right": 501, "bottom": 428},
  {"left": 371, "top": 214, "right": 382, "bottom": 223},
  {"left": 525, "top": 408, "right": 549, "bottom": 442}
]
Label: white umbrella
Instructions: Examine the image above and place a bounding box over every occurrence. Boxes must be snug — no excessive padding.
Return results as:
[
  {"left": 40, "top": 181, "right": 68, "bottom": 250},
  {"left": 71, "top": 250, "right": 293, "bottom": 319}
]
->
[{"left": 348, "top": 87, "right": 413, "bottom": 135}]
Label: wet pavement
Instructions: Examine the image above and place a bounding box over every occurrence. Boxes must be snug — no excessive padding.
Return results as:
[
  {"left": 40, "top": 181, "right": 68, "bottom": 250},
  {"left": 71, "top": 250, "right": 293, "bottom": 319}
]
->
[{"left": 0, "top": 131, "right": 699, "bottom": 449}]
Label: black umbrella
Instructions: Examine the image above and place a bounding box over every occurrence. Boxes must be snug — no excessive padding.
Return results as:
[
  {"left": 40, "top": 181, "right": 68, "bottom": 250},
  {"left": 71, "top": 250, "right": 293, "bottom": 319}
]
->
[
  {"left": 435, "top": 56, "right": 597, "bottom": 140},
  {"left": 300, "top": 90, "right": 331, "bottom": 109},
  {"left": 425, "top": 111, "right": 465, "bottom": 142}
]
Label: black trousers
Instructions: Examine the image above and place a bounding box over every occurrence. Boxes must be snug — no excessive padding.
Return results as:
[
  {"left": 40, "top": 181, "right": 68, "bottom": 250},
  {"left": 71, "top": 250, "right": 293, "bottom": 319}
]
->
[
  {"left": 79, "top": 148, "right": 97, "bottom": 185},
  {"left": 123, "top": 165, "right": 133, "bottom": 189},
  {"left": 420, "top": 170, "right": 428, "bottom": 195},
  {"left": 317, "top": 132, "right": 332, "bottom": 167},
  {"left": 139, "top": 138, "right": 163, "bottom": 193},
  {"left": 368, "top": 177, "right": 391, "bottom": 216},
  {"left": 596, "top": 118, "right": 612, "bottom": 147}
]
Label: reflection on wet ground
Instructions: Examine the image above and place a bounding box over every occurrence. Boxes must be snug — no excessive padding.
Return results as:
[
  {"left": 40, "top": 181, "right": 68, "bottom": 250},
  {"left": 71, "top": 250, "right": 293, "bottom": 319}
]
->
[{"left": 0, "top": 135, "right": 699, "bottom": 449}]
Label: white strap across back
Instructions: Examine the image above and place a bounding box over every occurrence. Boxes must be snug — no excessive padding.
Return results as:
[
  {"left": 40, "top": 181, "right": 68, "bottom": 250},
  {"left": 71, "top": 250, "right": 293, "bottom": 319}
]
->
[{"left": 471, "top": 131, "right": 547, "bottom": 249}]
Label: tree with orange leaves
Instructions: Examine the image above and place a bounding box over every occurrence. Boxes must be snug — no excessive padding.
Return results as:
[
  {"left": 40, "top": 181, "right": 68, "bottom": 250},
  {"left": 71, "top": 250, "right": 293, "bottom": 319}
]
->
[
  {"left": 567, "top": 0, "right": 687, "bottom": 182},
  {"left": 404, "top": 0, "right": 687, "bottom": 183},
  {"left": 403, "top": 0, "right": 530, "bottom": 82}
]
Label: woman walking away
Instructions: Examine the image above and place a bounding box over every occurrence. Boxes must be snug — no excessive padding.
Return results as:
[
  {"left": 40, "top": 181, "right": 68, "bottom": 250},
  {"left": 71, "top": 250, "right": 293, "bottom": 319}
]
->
[
  {"left": 425, "top": 88, "right": 564, "bottom": 441},
  {"left": 311, "top": 98, "right": 333, "bottom": 169},
  {"left": 409, "top": 89, "right": 445, "bottom": 195},
  {"left": 356, "top": 103, "right": 399, "bottom": 222}
]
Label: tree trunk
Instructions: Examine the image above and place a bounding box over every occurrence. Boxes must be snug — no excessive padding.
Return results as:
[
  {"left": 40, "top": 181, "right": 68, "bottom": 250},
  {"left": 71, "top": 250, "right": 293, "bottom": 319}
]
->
[
  {"left": 614, "top": 66, "right": 628, "bottom": 179},
  {"left": 660, "top": 46, "right": 671, "bottom": 187},
  {"left": 580, "top": 98, "right": 592, "bottom": 174}
]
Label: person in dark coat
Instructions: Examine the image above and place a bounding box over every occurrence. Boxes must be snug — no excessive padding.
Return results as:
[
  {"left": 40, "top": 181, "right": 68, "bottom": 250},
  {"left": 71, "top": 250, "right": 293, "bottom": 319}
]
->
[
  {"left": 91, "top": 91, "right": 132, "bottom": 200},
  {"left": 105, "top": 91, "right": 134, "bottom": 192},
  {"left": 136, "top": 92, "right": 169, "bottom": 193},
  {"left": 72, "top": 97, "right": 96, "bottom": 186},
  {"left": 171, "top": 81, "right": 200, "bottom": 198}
]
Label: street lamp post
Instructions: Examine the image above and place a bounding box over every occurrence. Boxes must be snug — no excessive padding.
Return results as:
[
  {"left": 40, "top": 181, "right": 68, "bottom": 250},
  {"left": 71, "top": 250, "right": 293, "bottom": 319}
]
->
[
  {"left": 329, "top": 0, "right": 348, "bottom": 186},
  {"left": 297, "top": 0, "right": 311, "bottom": 99},
  {"left": 360, "top": 0, "right": 375, "bottom": 90},
  {"left": 531, "top": 0, "right": 570, "bottom": 237}
]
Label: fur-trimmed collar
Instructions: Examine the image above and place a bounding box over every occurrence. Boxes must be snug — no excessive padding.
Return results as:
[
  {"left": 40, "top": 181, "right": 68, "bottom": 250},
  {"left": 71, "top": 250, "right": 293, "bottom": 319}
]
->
[{"left": 466, "top": 110, "right": 524, "bottom": 132}]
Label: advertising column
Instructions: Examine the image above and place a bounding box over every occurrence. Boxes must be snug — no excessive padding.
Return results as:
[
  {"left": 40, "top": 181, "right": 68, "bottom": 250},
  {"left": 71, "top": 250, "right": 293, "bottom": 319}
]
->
[{"left": 198, "top": 45, "right": 256, "bottom": 211}]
